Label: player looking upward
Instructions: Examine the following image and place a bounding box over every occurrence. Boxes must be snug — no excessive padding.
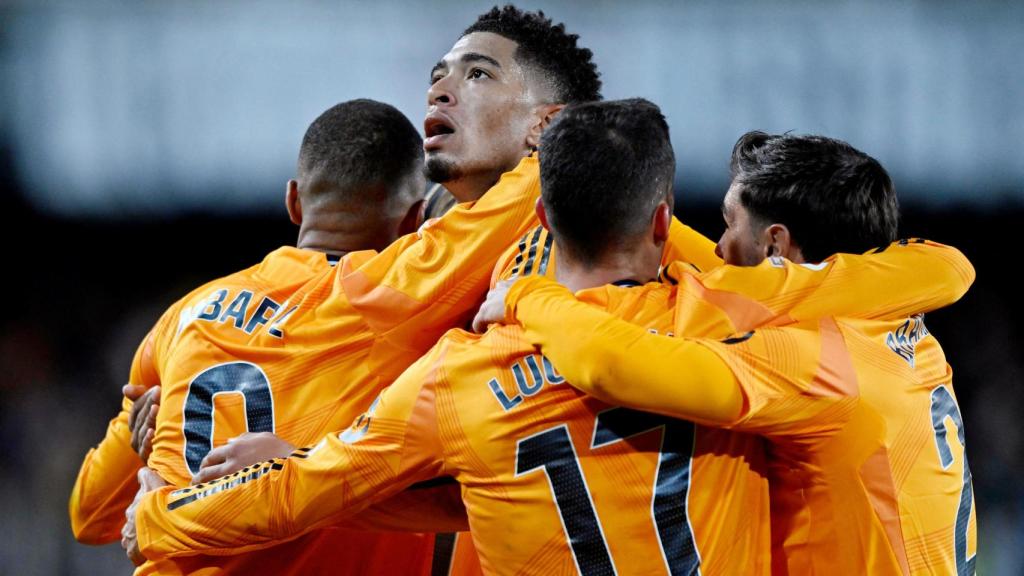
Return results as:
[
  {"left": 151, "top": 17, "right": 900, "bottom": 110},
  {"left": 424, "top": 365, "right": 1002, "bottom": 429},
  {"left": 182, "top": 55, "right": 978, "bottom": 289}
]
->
[
  {"left": 88, "top": 5, "right": 613, "bottom": 573},
  {"left": 128, "top": 99, "right": 973, "bottom": 576}
]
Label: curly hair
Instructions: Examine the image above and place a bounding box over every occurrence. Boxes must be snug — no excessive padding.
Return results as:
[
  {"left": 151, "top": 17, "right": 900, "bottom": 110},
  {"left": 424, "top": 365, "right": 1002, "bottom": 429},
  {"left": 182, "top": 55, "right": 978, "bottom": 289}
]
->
[{"left": 463, "top": 5, "right": 602, "bottom": 103}]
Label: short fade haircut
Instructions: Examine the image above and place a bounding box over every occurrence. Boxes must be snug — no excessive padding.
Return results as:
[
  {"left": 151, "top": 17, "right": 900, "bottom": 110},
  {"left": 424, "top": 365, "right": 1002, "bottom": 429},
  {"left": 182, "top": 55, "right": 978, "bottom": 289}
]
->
[
  {"left": 297, "top": 99, "right": 423, "bottom": 204},
  {"left": 463, "top": 5, "right": 601, "bottom": 103},
  {"left": 731, "top": 131, "right": 899, "bottom": 262},
  {"left": 540, "top": 98, "right": 675, "bottom": 266}
]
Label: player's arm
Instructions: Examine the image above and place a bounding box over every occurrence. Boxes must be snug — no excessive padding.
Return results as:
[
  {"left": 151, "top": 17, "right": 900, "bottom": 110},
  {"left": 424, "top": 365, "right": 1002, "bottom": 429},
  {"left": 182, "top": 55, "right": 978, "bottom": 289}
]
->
[
  {"left": 191, "top": 433, "right": 468, "bottom": 533},
  {"left": 70, "top": 323, "right": 165, "bottom": 544},
  {"left": 493, "top": 277, "right": 744, "bottom": 424},
  {"left": 662, "top": 217, "right": 723, "bottom": 272},
  {"left": 497, "top": 277, "right": 851, "bottom": 434},
  {"left": 342, "top": 155, "right": 541, "bottom": 351},
  {"left": 134, "top": 344, "right": 451, "bottom": 560},
  {"left": 343, "top": 480, "right": 468, "bottom": 533},
  {"left": 70, "top": 395, "right": 146, "bottom": 544},
  {"left": 692, "top": 238, "right": 975, "bottom": 324}
]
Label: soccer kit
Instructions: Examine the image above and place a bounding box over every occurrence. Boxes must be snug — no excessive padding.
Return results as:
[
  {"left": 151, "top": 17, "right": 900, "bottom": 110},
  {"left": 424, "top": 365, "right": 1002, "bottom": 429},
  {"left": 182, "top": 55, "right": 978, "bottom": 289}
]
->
[
  {"left": 129, "top": 236, "right": 969, "bottom": 574},
  {"left": 70, "top": 155, "right": 549, "bottom": 574},
  {"left": 500, "top": 239, "right": 977, "bottom": 575},
  {"left": 133, "top": 281, "right": 774, "bottom": 575}
]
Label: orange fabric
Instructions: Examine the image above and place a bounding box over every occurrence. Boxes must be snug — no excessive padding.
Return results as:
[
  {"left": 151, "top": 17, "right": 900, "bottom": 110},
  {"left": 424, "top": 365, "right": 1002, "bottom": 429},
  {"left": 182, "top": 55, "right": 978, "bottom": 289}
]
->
[
  {"left": 490, "top": 217, "right": 718, "bottom": 288},
  {"left": 136, "top": 282, "right": 771, "bottom": 575},
  {"left": 72, "top": 156, "right": 539, "bottom": 574},
  {"left": 504, "top": 239, "right": 977, "bottom": 575}
]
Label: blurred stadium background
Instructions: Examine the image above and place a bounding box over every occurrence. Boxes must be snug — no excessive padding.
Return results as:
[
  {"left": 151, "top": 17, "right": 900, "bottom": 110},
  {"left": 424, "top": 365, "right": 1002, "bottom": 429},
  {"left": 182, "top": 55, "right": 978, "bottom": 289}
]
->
[{"left": 0, "top": 0, "right": 1020, "bottom": 573}]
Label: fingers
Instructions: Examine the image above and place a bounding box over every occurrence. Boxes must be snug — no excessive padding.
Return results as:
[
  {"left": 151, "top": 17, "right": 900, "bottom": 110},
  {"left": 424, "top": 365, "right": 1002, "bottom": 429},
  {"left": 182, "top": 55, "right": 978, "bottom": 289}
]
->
[
  {"left": 123, "top": 384, "right": 147, "bottom": 402},
  {"left": 138, "top": 428, "right": 155, "bottom": 462},
  {"left": 192, "top": 462, "right": 230, "bottom": 485},
  {"left": 127, "top": 540, "right": 145, "bottom": 567},
  {"left": 129, "top": 387, "right": 161, "bottom": 458},
  {"left": 199, "top": 444, "right": 230, "bottom": 470},
  {"left": 472, "top": 279, "right": 517, "bottom": 333},
  {"left": 192, "top": 433, "right": 296, "bottom": 484},
  {"left": 130, "top": 403, "right": 157, "bottom": 458},
  {"left": 123, "top": 467, "right": 165, "bottom": 566},
  {"left": 194, "top": 444, "right": 232, "bottom": 484},
  {"left": 470, "top": 304, "right": 492, "bottom": 334},
  {"left": 137, "top": 466, "right": 167, "bottom": 491}
]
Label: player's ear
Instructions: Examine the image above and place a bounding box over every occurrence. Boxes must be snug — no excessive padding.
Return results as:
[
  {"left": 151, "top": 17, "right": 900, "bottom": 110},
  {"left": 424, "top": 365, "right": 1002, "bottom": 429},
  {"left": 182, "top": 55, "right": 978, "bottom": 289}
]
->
[
  {"left": 652, "top": 201, "right": 672, "bottom": 244},
  {"left": 285, "top": 180, "right": 302, "bottom": 226},
  {"left": 399, "top": 198, "right": 426, "bottom": 237},
  {"left": 763, "top": 223, "right": 800, "bottom": 261},
  {"left": 535, "top": 197, "right": 551, "bottom": 231},
  {"left": 525, "top": 103, "right": 565, "bottom": 150}
]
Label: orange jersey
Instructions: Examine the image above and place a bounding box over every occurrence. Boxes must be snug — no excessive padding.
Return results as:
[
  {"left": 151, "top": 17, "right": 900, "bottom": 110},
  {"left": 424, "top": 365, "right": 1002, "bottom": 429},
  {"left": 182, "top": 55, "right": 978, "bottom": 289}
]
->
[
  {"left": 489, "top": 218, "right": 719, "bottom": 289},
  {"left": 501, "top": 239, "right": 977, "bottom": 575},
  {"left": 733, "top": 316, "right": 977, "bottom": 576},
  {"left": 136, "top": 281, "right": 772, "bottom": 576},
  {"left": 71, "top": 154, "right": 546, "bottom": 574}
]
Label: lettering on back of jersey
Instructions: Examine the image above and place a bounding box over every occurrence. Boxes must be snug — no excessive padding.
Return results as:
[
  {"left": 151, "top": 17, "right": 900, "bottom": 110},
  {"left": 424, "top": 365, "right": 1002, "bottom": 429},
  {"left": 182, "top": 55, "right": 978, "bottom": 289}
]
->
[
  {"left": 886, "top": 315, "right": 929, "bottom": 368},
  {"left": 487, "top": 354, "right": 565, "bottom": 412},
  {"left": 178, "top": 288, "right": 290, "bottom": 338}
]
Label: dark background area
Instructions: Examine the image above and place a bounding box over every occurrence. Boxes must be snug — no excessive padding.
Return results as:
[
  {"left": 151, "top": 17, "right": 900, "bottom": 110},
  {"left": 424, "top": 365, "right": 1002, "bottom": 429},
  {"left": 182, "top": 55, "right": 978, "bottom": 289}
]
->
[{"left": 0, "top": 0, "right": 1020, "bottom": 573}]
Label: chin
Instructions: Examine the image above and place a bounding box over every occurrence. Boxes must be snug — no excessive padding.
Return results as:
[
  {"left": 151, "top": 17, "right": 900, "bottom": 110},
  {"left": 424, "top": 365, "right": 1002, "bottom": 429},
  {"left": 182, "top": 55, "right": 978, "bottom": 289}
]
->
[{"left": 424, "top": 156, "right": 462, "bottom": 183}]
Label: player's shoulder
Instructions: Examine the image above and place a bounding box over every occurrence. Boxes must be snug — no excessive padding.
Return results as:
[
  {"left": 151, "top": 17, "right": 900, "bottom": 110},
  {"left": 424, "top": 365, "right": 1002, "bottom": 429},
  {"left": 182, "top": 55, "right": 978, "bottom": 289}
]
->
[
  {"left": 492, "top": 225, "right": 556, "bottom": 285},
  {"left": 438, "top": 324, "right": 534, "bottom": 367},
  {"left": 578, "top": 280, "right": 676, "bottom": 319}
]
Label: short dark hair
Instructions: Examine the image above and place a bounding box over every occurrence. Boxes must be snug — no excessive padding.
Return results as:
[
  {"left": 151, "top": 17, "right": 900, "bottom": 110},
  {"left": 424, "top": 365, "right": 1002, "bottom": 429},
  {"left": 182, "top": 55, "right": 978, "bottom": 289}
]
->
[
  {"left": 730, "top": 131, "right": 899, "bottom": 262},
  {"left": 539, "top": 98, "right": 674, "bottom": 265},
  {"left": 298, "top": 99, "right": 423, "bottom": 201},
  {"left": 463, "top": 5, "right": 601, "bottom": 103}
]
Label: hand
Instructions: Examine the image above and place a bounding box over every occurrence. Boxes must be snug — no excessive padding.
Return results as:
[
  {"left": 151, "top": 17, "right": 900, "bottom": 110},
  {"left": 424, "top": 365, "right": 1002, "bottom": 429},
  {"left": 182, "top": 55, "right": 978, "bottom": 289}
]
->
[
  {"left": 471, "top": 279, "right": 516, "bottom": 333},
  {"left": 122, "top": 467, "right": 168, "bottom": 566},
  {"left": 192, "top": 432, "right": 296, "bottom": 485},
  {"left": 124, "top": 384, "right": 160, "bottom": 462}
]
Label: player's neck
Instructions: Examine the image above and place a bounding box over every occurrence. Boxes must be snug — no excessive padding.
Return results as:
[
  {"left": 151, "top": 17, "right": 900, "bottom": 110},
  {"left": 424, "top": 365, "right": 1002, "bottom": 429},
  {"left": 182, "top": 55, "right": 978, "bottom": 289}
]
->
[
  {"left": 555, "top": 251, "right": 659, "bottom": 294},
  {"left": 441, "top": 154, "right": 528, "bottom": 202},
  {"left": 442, "top": 171, "right": 503, "bottom": 203},
  {"left": 295, "top": 226, "right": 380, "bottom": 258}
]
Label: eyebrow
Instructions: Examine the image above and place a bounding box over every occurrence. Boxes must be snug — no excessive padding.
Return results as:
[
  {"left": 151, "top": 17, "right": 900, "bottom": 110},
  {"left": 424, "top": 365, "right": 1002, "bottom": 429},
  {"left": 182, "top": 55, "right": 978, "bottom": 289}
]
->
[
  {"left": 461, "top": 52, "right": 502, "bottom": 69},
  {"left": 431, "top": 52, "right": 502, "bottom": 78}
]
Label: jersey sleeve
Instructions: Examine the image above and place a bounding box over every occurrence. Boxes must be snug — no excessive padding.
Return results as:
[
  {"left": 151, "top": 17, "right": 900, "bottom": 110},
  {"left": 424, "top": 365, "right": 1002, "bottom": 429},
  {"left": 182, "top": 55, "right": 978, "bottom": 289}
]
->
[
  {"left": 135, "top": 343, "right": 452, "bottom": 560},
  {"left": 491, "top": 225, "right": 556, "bottom": 285},
  {"left": 501, "top": 277, "right": 743, "bottom": 424},
  {"left": 694, "top": 318, "right": 859, "bottom": 437},
  {"left": 68, "top": 395, "right": 144, "bottom": 543},
  {"left": 686, "top": 238, "right": 975, "bottom": 327},
  {"left": 342, "top": 481, "right": 468, "bottom": 533},
  {"left": 487, "top": 217, "right": 717, "bottom": 287},
  {"left": 662, "top": 217, "right": 723, "bottom": 272},
  {"left": 503, "top": 278, "right": 855, "bottom": 436},
  {"left": 341, "top": 155, "right": 540, "bottom": 353},
  {"left": 69, "top": 317, "right": 169, "bottom": 544}
]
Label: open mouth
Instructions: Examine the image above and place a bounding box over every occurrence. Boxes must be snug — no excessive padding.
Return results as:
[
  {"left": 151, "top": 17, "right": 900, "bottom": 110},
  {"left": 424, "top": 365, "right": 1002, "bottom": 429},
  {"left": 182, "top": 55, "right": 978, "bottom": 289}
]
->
[{"left": 424, "top": 116, "right": 456, "bottom": 150}]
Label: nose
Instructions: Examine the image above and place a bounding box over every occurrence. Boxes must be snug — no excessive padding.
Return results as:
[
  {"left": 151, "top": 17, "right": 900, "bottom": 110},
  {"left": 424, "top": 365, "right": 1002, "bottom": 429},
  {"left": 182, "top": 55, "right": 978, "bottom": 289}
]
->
[
  {"left": 427, "top": 75, "right": 455, "bottom": 107},
  {"left": 714, "top": 237, "right": 724, "bottom": 260}
]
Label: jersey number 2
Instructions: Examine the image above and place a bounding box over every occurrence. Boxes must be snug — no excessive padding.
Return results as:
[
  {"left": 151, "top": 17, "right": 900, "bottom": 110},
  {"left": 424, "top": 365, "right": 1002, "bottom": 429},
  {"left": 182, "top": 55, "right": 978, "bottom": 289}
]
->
[
  {"left": 930, "top": 385, "right": 975, "bottom": 576},
  {"left": 182, "top": 362, "right": 275, "bottom": 475},
  {"left": 515, "top": 407, "right": 700, "bottom": 576}
]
